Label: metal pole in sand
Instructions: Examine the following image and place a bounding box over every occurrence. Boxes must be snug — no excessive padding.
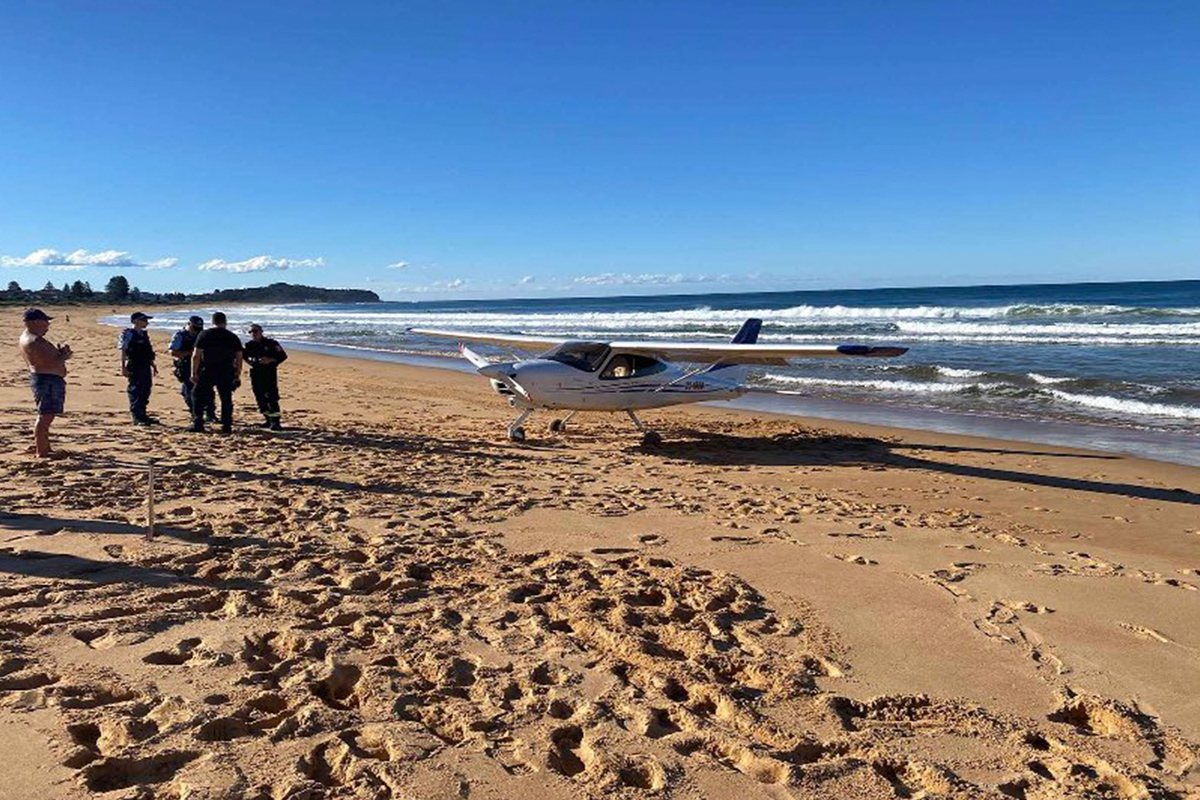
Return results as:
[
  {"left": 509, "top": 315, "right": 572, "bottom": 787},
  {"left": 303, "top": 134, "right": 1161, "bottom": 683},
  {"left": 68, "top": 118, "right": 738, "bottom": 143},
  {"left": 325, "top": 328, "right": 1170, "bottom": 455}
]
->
[{"left": 146, "top": 459, "right": 156, "bottom": 541}]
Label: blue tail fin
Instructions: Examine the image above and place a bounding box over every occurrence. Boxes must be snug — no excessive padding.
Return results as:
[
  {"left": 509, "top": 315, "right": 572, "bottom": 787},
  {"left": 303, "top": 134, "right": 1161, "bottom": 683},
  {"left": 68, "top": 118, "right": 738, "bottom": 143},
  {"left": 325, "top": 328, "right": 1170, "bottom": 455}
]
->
[
  {"left": 706, "top": 318, "right": 761, "bottom": 379},
  {"left": 731, "top": 318, "right": 762, "bottom": 344}
]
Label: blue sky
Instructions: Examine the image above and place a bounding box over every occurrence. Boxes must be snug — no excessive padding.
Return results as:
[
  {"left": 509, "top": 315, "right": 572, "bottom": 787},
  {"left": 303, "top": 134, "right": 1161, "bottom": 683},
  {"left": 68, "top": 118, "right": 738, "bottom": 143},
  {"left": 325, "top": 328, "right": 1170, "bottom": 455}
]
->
[{"left": 1, "top": 1, "right": 1196, "bottom": 298}]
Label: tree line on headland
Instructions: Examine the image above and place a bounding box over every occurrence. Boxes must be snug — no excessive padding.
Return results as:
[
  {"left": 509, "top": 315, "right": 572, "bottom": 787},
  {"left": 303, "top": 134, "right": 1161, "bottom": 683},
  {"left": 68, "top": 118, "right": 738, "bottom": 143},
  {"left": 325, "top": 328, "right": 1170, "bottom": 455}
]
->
[{"left": 1, "top": 277, "right": 379, "bottom": 305}]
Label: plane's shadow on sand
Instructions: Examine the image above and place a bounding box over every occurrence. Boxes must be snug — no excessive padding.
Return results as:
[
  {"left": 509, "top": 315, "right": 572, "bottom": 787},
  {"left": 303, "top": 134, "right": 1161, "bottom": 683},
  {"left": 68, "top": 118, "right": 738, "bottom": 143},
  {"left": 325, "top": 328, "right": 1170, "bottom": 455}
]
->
[{"left": 641, "top": 429, "right": 1200, "bottom": 507}]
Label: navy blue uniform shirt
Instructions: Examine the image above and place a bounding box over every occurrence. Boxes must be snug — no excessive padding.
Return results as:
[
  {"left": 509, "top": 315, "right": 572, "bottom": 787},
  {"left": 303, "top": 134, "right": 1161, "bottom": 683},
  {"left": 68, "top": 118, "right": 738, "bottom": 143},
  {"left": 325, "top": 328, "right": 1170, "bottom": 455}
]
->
[{"left": 120, "top": 328, "right": 155, "bottom": 366}]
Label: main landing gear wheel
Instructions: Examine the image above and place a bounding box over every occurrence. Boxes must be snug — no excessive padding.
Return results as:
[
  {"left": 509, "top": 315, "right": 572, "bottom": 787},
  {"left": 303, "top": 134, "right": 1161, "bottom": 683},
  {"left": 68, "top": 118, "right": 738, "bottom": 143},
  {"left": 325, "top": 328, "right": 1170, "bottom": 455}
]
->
[
  {"left": 641, "top": 430, "right": 662, "bottom": 447},
  {"left": 509, "top": 426, "right": 526, "bottom": 443},
  {"left": 549, "top": 419, "right": 565, "bottom": 433}
]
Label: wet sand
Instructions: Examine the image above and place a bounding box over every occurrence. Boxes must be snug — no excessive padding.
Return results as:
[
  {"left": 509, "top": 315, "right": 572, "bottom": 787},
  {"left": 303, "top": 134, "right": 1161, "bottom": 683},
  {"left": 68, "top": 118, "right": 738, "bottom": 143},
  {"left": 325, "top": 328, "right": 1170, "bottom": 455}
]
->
[{"left": 2, "top": 310, "right": 1199, "bottom": 798}]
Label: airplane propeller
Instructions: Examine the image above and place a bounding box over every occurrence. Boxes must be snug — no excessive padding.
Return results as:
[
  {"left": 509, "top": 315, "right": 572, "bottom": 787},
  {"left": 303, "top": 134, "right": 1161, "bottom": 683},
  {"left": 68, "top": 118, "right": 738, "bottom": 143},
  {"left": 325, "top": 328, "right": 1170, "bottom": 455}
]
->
[{"left": 460, "top": 344, "right": 530, "bottom": 400}]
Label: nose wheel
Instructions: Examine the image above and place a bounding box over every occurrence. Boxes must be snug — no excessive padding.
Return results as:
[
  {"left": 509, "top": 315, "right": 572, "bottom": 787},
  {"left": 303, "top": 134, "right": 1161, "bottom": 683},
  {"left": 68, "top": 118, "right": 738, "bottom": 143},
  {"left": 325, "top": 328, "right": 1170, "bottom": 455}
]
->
[{"left": 507, "top": 409, "right": 533, "bottom": 443}]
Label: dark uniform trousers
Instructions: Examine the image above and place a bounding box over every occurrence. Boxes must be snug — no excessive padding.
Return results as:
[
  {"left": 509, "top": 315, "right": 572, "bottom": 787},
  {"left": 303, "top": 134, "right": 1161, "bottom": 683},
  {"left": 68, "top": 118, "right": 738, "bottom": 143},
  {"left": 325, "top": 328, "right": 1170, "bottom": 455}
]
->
[
  {"left": 180, "top": 371, "right": 195, "bottom": 414},
  {"left": 192, "top": 371, "right": 235, "bottom": 429},
  {"left": 127, "top": 363, "right": 153, "bottom": 420},
  {"left": 178, "top": 369, "right": 215, "bottom": 419},
  {"left": 250, "top": 368, "right": 281, "bottom": 421}
]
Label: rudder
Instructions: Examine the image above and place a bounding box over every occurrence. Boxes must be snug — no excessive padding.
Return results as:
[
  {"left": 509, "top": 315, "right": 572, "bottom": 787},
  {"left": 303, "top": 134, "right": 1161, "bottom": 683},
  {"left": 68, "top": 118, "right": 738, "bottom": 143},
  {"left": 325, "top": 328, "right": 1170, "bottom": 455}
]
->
[{"left": 731, "top": 318, "right": 762, "bottom": 344}]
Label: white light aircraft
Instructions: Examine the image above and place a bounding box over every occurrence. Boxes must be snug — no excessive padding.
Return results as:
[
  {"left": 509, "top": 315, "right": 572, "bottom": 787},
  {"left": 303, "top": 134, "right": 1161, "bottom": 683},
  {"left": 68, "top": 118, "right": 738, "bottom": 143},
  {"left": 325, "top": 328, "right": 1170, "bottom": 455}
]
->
[{"left": 410, "top": 319, "right": 908, "bottom": 445}]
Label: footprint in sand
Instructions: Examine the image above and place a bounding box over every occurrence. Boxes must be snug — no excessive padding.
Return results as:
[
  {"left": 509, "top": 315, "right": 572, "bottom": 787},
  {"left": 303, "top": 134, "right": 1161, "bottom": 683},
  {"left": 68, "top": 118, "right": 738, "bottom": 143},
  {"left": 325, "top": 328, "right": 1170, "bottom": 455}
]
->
[
  {"left": 831, "top": 553, "right": 877, "bottom": 566},
  {"left": 82, "top": 750, "right": 199, "bottom": 792},
  {"left": 1117, "top": 622, "right": 1173, "bottom": 644},
  {"left": 143, "top": 637, "right": 202, "bottom": 666},
  {"left": 546, "top": 725, "right": 597, "bottom": 778}
]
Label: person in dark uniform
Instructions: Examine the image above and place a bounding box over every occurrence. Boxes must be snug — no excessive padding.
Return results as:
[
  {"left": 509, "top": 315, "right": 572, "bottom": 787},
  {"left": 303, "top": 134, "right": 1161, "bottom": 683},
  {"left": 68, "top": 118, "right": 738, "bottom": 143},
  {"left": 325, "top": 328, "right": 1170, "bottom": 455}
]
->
[
  {"left": 243, "top": 323, "right": 288, "bottom": 429},
  {"left": 190, "top": 311, "right": 243, "bottom": 433},
  {"left": 169, "top": 315, "right": 215, "bottom": 422},
  {"left": 120, "top": 311, "right": 158, "bottom": 424}
]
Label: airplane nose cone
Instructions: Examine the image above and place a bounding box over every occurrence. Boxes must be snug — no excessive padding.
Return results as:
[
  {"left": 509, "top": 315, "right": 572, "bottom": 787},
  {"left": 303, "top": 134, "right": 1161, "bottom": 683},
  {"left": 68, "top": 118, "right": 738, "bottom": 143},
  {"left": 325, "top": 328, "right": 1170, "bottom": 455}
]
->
[
  {"left": 477, "top": 363, "right": 512, "bottom": 381},
  {"left": 506, "top": 362, "right": 548, "bottom": 401}
]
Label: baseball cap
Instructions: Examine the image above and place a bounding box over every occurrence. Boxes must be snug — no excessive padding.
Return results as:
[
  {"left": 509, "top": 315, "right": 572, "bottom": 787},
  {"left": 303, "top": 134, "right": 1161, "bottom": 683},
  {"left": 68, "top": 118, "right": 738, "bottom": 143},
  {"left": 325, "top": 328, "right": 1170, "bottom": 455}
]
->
[
  {"left": 188, "top": 315, "right": 204, "bottom": 327},
  {"left": 24, "top": 308, "right": 52, "bottom": 322},
  {"left": 130, "top": 311, "right": 153, "bottom": 322},
  {"left": 247, "top": 323, "right": 263, "bottom": 333}
]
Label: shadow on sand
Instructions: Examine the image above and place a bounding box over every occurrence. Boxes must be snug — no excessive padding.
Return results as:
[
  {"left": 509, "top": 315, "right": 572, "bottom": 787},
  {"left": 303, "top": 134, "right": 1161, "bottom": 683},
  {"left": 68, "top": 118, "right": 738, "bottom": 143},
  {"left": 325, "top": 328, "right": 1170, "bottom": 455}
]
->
[
  {"left": 640, "top": 428, "right": 1200, "bottom": 507},
  {"left": 0, "top": 549, "right": 264, "bottom": 590},
  {"left": 68, "top": 451, "right": 467, "bottom": 500},
  {"left": 0, "top": 512, "right": 203, "bottom": 545},
  {"left": 247, "top": 425, "right": 524, "bottom": 462}
]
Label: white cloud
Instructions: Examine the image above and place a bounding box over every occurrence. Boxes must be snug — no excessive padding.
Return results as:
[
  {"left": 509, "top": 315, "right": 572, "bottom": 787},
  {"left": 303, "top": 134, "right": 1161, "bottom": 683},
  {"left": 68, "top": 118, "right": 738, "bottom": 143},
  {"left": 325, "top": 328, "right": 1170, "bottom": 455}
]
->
[
  {"left": 519, "top": 275, "right": 536, "bottom": 285},
  {"left": 0, "top": 247, "right": 178, "bottom": 271},
  {"left": 572, "top": 272, "right": 718, "bottom": 287},
  {"left": 387, "top": 261, "right": 409, "bottom": 270},
  {"left": 198, "top": 255, "right": 324, "bottom": 273},
  {"left": 391, "top": 277, "right": 469, "bottom": 294}
]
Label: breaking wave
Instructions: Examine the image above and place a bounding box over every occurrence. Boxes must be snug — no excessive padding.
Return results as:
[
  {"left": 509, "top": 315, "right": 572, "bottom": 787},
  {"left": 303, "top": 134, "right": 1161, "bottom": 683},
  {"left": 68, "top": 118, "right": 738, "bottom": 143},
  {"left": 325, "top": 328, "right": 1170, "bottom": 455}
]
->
[
  {"left": 1028, "top": 373, "right": 1071, "bottom": 385},
  {"left": 761, "top": 372, "right": 1200, "bottom": 423},
  {"left": 1044, "top": 389, "right": 1200, "bottom": 420},
  {"left": 762, "top": 374, "right": 995, "bottom": 395}
]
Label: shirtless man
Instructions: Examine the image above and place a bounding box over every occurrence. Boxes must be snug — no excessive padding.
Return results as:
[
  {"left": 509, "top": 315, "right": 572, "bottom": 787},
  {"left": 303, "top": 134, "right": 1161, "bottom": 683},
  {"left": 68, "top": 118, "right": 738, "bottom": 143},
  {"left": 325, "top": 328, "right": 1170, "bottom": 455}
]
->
[{"left": 18, "top": 308, "right": 72, "bottom": 457}]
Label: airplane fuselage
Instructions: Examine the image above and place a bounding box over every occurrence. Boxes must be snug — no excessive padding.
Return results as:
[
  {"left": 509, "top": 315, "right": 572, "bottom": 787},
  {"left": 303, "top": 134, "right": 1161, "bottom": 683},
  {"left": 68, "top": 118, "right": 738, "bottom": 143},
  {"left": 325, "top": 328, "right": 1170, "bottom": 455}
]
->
[{"left": 497, "top": 357, "right": 746, "bottom": 411}]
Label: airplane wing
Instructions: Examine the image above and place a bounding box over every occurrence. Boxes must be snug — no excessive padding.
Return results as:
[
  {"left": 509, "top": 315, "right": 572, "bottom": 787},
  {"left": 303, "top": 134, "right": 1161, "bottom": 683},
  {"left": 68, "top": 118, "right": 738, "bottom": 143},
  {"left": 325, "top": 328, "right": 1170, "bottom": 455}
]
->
[
  {"left": 411, "top": 328, "right": 907, "bottom": 362},
  {"left": 606, "top": 341, "right": 908, "bottom": 363},
  {"left": 408, "top": 328, "right": 567, "bottom": 351}
]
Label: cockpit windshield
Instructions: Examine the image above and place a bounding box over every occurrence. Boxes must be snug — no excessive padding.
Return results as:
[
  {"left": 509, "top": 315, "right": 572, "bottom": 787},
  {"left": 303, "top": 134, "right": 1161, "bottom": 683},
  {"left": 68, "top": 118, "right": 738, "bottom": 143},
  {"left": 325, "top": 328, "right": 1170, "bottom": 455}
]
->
[{"left": 541, "top": 342, "right": 611, "bottom": 372}]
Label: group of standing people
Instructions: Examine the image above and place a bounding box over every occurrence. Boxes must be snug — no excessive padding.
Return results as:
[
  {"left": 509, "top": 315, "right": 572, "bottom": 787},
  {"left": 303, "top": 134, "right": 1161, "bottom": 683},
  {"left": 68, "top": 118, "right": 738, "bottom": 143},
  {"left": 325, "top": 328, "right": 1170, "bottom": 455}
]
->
[
  {"left": 122, "top": 310, "right": 289, "bottom": 432},
  {"left": 18, "top": 307, "right": 289, "bottom": 457}
]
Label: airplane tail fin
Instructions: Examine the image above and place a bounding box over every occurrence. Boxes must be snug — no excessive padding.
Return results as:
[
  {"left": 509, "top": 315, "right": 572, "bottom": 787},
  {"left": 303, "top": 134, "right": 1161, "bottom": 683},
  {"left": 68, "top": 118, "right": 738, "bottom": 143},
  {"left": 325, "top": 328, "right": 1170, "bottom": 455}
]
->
[
  {"left": 705, "top": 318, "right": 762, "bottom": 382},
  {"left": 730, "top": 318, "right": 762, "bottom": 344}
]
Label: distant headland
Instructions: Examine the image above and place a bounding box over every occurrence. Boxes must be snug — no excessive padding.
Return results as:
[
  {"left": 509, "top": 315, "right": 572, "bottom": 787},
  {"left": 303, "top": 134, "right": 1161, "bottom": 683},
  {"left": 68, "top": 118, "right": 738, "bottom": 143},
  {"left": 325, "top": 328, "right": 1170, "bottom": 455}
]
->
[{"left": 1, "top": 278, "right": 380, "bottom": 305}]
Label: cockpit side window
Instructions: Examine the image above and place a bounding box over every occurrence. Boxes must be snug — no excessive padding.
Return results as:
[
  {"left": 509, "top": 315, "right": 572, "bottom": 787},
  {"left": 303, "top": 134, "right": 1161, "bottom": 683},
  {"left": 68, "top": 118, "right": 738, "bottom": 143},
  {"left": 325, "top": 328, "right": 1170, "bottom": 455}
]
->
[
  {"left": 542, "top": 342, "right": 610, "bottom": 372},
  {"left": 600, "top": 353, "right": 666, "bottom": 380}
]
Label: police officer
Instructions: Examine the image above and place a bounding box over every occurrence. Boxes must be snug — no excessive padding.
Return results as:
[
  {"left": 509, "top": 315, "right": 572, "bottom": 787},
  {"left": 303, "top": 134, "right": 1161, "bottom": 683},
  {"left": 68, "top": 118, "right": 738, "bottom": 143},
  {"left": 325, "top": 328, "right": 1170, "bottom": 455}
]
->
[
  {"left": 243, "top": 323, "right": 288, "bottom": 429},
  {"left": 120, "top": 312, "right": 158, "bottom": 424},
  {"left": 169, "top": 315, "right": 215, "bottom": 422},
  {"left": 190, "top": 311, "right": 243, "bottom": 433}
]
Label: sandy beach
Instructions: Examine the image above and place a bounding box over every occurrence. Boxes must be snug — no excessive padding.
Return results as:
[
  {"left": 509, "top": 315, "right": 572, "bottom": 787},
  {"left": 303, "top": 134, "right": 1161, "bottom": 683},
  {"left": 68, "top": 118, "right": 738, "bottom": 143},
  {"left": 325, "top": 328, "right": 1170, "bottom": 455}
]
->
[{"left": 2, "top": 309, "right": 1199, "bottom": 799}]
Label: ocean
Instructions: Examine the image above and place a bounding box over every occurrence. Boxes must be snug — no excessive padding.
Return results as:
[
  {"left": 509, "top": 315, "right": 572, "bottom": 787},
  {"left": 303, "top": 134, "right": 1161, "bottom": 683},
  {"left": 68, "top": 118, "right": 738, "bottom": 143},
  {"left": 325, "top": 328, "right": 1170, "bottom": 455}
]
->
[{"left": 110, "top": 279, "right": 1200, "bottom": 463}]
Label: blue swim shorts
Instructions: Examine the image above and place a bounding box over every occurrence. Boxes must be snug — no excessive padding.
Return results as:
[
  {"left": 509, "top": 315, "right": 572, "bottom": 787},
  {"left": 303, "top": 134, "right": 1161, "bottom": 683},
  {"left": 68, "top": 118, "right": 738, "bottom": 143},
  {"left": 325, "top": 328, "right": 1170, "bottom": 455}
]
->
[{"left": 30, "top": 373, "right": 66, "bottom": 415}]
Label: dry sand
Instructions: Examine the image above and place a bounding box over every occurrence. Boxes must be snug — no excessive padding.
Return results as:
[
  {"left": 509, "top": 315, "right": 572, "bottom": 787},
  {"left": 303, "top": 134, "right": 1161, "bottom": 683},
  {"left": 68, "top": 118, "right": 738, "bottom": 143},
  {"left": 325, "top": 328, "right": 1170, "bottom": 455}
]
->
[{"left": 2, "top": 310, "right": 1199, "bottom": 799}]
